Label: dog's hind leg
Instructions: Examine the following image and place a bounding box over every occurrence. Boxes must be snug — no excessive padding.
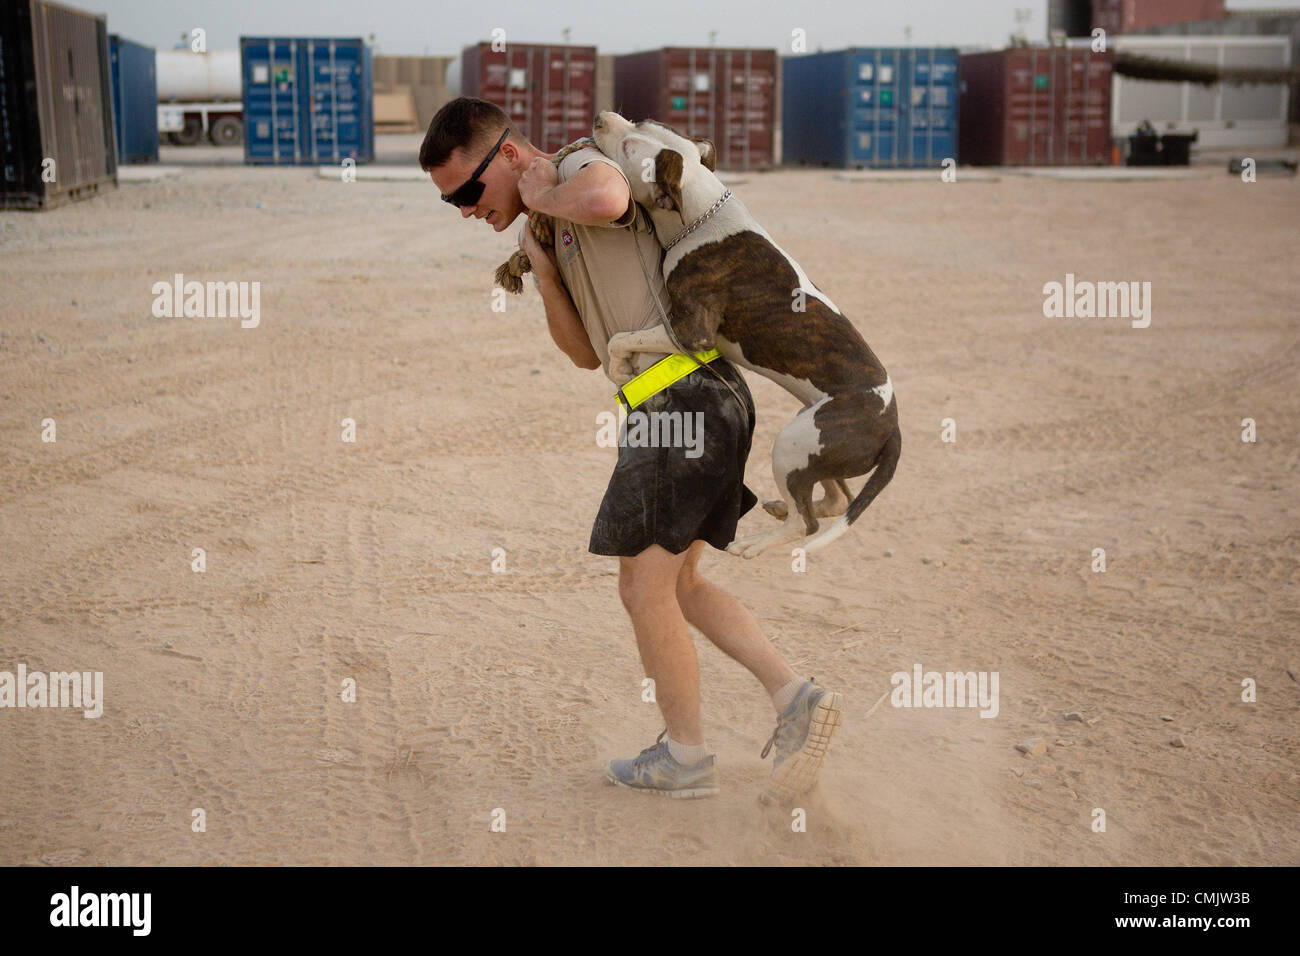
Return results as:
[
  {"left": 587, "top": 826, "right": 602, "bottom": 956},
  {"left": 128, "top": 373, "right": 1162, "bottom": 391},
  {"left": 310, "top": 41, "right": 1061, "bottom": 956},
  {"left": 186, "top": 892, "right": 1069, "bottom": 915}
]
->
[
  {"left": 761, "top": 479, "right": 850, "bottom": 520},
  {"left": 728, "top": 473, "right": 812, "bottom": 559},
  {"left": 729, "top": 408, "right": 824, "bottom": 559}
]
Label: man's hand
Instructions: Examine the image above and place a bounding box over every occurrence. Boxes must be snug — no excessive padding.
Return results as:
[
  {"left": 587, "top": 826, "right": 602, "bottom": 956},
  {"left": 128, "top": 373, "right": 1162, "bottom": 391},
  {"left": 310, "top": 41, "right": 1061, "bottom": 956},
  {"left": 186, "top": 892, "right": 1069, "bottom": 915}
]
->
[
  {"left": 519, "top": 222, "right": 559, "bottom": 285},
  {"left": 518, "top": 157, "right": 559, "bottom": 210}
]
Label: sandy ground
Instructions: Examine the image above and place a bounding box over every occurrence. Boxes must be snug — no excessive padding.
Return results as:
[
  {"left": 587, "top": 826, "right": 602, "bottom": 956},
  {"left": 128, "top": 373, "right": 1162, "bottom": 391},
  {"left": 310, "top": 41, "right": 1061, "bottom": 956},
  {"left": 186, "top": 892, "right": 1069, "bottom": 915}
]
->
[{"left": 1, "top": 138, "right": 1297, "bottom": 866}]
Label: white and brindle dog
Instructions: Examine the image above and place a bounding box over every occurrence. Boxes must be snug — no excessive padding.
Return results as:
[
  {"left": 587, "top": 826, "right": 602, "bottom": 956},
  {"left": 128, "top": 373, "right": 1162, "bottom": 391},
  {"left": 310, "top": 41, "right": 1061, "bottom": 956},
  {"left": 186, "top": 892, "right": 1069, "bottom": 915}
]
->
[{"left": 592, "top": 111, "right": 901, "bottom": 558}]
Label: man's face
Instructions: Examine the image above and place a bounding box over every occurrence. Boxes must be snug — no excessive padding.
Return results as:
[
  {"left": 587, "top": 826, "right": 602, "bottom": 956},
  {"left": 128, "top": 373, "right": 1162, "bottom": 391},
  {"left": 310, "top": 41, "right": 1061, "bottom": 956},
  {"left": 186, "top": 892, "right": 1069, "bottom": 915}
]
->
[{"left": 429, "top": 136, "right": 525, "bottom": 232}]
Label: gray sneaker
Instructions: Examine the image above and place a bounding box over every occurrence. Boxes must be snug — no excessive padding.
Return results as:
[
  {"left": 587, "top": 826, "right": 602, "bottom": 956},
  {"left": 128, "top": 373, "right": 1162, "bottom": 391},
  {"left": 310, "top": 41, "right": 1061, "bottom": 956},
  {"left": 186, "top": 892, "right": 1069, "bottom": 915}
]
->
[
  {"left": 605, "top": 729, "right": 720, "bottom": 799},
  {"left": 759, "top": 679, "right": 844, "bottom": 804}
]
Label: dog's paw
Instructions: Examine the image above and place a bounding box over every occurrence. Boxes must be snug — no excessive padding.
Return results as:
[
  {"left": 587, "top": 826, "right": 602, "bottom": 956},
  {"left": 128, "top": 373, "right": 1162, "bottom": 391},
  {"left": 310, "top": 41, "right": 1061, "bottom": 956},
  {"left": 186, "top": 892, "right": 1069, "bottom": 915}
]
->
[
  {"left": 761, "top": 498, "right": 789, "bottom": 520},
  {"left": 607, "top": 331, "right": 637, "bottom": 353},
  {"left": 609, "top": 359, "right": 637, "bottom": 386},
  {"left": 607, "top": 335, "right": 639, "bottom": 384},
  {"left": 727, "top": 525, "right": 808, "bottom": 559}
]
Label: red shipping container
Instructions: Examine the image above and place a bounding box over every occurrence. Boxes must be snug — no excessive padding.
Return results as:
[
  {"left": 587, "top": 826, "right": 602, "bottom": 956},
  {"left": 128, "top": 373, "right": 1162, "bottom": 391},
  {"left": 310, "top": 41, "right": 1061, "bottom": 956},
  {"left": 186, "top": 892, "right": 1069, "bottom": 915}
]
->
[
  {"left": 1090, "top": 0, "right": 1226, "bottom": 36},
  {"left": 959, "top": 47, "right": 1112, "bottom": 166},
  {"left": 613, "top": 47, "right": 777, "bottom": 171},
  {"left": 460, "top": 42, "right": 596, "bottom": 152}
]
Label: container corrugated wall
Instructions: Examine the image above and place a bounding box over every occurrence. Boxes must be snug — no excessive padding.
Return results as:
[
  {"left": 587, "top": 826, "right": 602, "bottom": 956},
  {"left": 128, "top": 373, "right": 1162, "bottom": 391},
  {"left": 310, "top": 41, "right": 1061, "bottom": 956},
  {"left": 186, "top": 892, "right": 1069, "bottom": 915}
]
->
[
  {"left": 612, "top": 47, "right": 778, "bottom": 171},
  {"left": 1, "top": 0, "right": 117, "bottom": 210},
  {"left": 959, "top": 46, "right": 1112, "bottom": 165},
  {"left": 461, "top": 42, "right": 597, "bottom": 153},
  {"left": 241, "top": 36, "right": 374, "bottom": 165},
  {"left": 1133, "top": 11, "right": 1300, "bottom": 123},
  {"left": 1092, "top": 0, "right": 1227, "bottom": 36},
  {"left": 109, "top": 35, "right": 158, "bottom": 164},
  {"left": 1111, "top": 36, "right": 1291, "bottom": 148},
  {"left": 782, "top": 48, "right": 960, "bottom": 169},
  {"left": 372, "top": 54, "right": 455, "bottom": 131}
]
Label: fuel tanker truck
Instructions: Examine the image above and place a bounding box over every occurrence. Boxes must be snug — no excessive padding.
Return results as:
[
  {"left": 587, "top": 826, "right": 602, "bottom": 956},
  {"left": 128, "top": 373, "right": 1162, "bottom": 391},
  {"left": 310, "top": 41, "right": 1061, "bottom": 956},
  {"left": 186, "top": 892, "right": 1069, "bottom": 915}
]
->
[{"left": 156, "top": 49, "right": 243, "bottom": 146}]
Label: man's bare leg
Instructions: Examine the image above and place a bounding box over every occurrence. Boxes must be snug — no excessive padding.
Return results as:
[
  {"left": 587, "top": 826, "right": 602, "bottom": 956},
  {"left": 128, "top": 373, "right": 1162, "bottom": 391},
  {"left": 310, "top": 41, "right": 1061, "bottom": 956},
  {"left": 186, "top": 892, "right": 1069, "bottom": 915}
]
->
[
  {"left": 618, "top": 544, "right": 703, "bottom": 745},
  {"left": 673, "top": 540, "right": 799, "bottom": 698},
  {"left": 671, "top": 540, "right": 841, "bottom": 803}
]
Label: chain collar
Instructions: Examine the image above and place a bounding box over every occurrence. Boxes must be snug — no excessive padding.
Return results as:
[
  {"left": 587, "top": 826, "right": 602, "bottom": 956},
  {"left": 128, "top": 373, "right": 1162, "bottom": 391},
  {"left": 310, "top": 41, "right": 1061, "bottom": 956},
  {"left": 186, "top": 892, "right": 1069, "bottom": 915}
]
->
[{"left": 662, "top": 189, "right": 732, "bottom": 252}]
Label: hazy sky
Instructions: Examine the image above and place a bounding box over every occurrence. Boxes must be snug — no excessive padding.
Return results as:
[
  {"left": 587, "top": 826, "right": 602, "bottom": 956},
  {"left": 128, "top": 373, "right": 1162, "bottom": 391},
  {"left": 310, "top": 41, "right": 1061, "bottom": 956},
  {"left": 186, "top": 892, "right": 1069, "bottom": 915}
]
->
[{"left": 85, "top": 0, "right": 1299, "bottom": 56}]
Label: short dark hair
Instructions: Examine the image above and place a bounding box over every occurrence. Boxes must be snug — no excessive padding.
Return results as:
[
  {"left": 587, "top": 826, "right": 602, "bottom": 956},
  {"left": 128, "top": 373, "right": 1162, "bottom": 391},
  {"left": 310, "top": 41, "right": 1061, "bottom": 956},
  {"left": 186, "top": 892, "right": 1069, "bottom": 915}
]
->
[{"left": 420, "top": 97, "right": 523, "bottom": 172}]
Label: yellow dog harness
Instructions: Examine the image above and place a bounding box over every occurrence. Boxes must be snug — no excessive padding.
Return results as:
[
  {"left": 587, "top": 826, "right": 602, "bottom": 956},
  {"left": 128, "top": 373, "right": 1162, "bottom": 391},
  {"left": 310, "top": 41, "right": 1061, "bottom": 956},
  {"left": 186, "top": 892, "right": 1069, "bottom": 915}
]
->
[{"left": 614, "top": 348, "right": 722, "bottom": 410}]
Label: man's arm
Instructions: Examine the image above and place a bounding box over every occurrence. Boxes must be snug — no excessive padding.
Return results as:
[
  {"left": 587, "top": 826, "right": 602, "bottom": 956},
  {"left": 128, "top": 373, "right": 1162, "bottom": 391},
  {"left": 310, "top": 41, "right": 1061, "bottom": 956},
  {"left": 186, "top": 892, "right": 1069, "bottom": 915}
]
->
[
  {"left": 521, "top": 226, "right": 600, "bottom": 370},
  {"left": 537, "top": 274, "right": 601, "bottom": 370},
  {"left": 520, "top": 158, "right": 632, "bottom": 227}
]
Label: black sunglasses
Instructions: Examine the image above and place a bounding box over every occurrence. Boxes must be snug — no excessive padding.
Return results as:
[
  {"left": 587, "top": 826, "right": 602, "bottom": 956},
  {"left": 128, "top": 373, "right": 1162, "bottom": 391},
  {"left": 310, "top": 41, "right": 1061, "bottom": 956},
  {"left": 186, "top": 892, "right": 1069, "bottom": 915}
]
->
[{"left": 440, "top": 128, "right": 510, "bottom": 207}]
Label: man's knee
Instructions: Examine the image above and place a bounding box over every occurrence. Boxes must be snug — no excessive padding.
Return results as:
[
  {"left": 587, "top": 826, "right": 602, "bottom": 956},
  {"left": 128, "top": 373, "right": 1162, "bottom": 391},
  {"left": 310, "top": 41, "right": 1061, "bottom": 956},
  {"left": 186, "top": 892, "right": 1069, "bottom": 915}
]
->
[
  {"left": 618, "top": 562, "right": 642, "bottom": 613},
  {"left": 618, "top": 546, "right": 680, "bottom": 613},
  {"left": 675, "top": 566, "right": 705, "bottom": 605},
  {"left": 674, "top": 542, "right": 709, "bottom": 604}
]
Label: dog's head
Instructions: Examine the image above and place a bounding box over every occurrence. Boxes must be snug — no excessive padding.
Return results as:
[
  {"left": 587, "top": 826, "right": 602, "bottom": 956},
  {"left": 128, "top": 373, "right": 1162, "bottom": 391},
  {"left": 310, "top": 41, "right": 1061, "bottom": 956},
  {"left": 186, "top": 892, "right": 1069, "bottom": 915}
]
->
[{"left": 592, "top": 111, "right": 716, "bottom": 220}]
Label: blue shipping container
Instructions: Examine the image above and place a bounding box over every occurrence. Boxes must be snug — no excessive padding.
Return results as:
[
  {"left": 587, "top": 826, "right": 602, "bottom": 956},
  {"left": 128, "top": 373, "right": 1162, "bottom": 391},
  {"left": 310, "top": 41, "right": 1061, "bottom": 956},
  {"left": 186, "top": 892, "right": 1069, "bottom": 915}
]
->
[
  {"left": 240, "top": 36, "right": 373, "bottom": 165},
  {"left": 782, "top": 47, "right": 959, "bottom": 168},
  {"left": 109, "top": 35, "right": 158, "bottom": 164}
]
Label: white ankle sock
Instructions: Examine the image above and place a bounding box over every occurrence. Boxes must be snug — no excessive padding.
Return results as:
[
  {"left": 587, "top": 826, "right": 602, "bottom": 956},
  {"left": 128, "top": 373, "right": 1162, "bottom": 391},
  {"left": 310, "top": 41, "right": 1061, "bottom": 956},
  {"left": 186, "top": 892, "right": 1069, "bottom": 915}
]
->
[
  {"left": 667, "top": 737, "right": 709, "bottom": 766},
  {"left": 772, "top": 676, "right": 806, "bottom": 714}
]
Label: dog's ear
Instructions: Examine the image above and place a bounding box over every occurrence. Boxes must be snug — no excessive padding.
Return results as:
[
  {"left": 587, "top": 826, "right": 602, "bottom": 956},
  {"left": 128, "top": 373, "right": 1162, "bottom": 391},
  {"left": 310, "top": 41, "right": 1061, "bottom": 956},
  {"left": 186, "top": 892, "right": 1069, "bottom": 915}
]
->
[
  {"left": 654, "top": 148, "right": 684, "bottom": 216},
  {"left": 693, "top": 138, "right": 716, "bottom": 172}
]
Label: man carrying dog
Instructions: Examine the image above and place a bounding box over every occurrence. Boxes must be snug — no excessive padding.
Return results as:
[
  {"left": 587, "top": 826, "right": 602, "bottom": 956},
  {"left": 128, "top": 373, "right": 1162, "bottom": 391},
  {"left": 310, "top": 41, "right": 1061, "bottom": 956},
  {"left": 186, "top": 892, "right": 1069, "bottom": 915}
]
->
[{"left": 421, "top": 96, "right": 842, "bottom": 802}]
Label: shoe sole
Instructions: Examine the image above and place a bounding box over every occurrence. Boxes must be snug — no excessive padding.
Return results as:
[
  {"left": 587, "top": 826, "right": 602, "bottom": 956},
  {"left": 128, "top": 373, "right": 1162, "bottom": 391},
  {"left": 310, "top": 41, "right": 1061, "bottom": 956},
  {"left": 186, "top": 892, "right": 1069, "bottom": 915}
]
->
[
  {"left": 604, "top": 767, "right": 719, "bottom": 799},
  {"left": 759, "top": 690, "right": 844, "bottom": 805}
]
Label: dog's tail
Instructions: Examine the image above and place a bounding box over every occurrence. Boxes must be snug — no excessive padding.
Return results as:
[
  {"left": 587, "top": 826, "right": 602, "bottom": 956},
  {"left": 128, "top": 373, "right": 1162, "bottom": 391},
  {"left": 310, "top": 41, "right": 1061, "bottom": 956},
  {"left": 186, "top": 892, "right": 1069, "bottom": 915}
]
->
[{"left": 802, "top": 424, "right": 901, "bottom": 554}]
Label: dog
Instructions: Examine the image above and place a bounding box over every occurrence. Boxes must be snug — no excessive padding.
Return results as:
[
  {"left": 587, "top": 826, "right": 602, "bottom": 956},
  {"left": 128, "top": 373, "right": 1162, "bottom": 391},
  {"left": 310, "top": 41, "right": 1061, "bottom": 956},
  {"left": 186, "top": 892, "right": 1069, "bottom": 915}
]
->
[{"left": 591, "top": 111, "right": 901, "bottom": 558}]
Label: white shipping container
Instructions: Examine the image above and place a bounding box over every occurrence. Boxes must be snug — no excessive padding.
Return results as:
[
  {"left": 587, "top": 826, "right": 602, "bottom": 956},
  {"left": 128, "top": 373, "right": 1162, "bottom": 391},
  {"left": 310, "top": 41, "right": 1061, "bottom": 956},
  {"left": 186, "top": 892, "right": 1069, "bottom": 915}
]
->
[{"left": 1111, "top": 36, "right": 1290, "bottom": 148}]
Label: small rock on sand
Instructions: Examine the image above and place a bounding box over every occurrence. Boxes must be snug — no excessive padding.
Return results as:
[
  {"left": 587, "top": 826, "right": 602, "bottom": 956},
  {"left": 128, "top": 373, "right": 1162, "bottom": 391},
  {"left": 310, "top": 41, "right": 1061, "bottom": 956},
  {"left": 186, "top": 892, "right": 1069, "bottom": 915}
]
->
[{"left": 1016, "top": 737, "right": 1047, "bottom": 757}]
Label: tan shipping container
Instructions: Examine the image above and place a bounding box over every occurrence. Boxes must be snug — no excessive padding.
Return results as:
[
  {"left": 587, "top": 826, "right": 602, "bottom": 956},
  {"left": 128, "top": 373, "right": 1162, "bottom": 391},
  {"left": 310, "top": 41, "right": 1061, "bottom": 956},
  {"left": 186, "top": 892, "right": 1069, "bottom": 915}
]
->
[{"left": 1, "top": 0, "right": 118, "bottom": 210}]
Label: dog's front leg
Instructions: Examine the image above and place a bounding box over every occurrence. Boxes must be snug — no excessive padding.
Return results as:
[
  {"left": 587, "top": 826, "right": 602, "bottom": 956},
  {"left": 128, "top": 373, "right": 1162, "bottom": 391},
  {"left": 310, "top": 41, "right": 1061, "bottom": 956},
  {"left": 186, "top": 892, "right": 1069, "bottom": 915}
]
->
[{"left": 607, "top": 325, "right": 680, "bottom": 384}]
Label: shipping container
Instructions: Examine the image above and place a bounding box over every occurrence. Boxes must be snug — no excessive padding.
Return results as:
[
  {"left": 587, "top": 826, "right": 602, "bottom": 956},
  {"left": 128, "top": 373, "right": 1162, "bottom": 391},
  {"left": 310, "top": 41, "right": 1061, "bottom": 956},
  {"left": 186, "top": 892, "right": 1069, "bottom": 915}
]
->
[
  {"left": 1048, "top": 0, "right": 1095, "bottom": 38},
  {"left": 461, "top": 42, "right": 597, "bottom": 153},
  {"left": 613, "top": 47, "right": 778, "bottom": 171},
  {"left": 109, "top": 35, "right": 158, "bottom": 164},
  {"left": 959, "top": 45, "right": 1112, "bottom": 165},
  {"left": 240, "top": 36, "right": 374, "bottom": 165},
  {"left": 1111, "top": 35, "right": 1291, "bottom": 146},
  {"left": 373, "top": 54, "right": 457, "bottom": 132},
  {"left": 1092, "top": 0, "right": 1226, "bottom": 37},
  {"left": 0, "top": 0, "right": 117, "bottom": 210},
  {"left": 781, "top": 48, "right": 959, "bottom": 169},
  {"left": 1133, "top": 9, "right": 1300, "bottom": 122}
]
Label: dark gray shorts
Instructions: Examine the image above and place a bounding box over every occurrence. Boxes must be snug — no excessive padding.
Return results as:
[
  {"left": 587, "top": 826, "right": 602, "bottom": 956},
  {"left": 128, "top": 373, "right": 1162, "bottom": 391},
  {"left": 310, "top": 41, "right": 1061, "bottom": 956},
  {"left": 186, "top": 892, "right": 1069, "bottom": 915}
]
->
[{"left": 589, "top": 358, "right": 758, "bottom": 557}]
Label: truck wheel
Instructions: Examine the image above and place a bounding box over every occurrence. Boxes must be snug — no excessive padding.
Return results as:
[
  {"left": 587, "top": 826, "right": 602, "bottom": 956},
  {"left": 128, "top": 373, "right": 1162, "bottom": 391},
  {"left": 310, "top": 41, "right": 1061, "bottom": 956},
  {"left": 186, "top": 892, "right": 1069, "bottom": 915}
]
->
[
  {"left": 210, "top": 116, "right": 244, "bottom": 146},
  {"left": 173, "top": 117, "right": 203, "bottom": 146}
]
